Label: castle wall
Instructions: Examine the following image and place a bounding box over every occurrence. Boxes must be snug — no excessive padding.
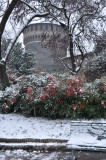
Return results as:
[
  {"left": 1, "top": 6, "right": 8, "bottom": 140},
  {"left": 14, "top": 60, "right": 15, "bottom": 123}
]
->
[{"left": 23, "top": 23, "right": 66, "bottom": 72}]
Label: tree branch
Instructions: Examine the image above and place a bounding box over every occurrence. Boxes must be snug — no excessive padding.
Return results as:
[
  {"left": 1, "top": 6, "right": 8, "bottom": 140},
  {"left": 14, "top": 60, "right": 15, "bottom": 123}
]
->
[
  {"left": 0, "top": 0, "right": 18, "bottom": 38},
  {"left": 1, "top": 12, "right": 49, "bottom": 63},
  {"left": 72, "top": 13, "right": 94, "bottom": 34},
  {"left": 56, "top": 57, "right": 76, "bottom": 75},
  {"left": 20, "top": 0, "right": 37, "bottom": 13},
  {"left": 0, "top": 0, "right": 19, "bottom": 59}
]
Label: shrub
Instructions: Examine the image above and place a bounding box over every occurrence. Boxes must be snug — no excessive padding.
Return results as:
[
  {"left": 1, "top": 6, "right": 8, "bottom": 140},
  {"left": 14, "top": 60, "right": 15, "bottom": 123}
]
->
[{"left": 0, "top": 72, "right": 106, "bottom": 119}]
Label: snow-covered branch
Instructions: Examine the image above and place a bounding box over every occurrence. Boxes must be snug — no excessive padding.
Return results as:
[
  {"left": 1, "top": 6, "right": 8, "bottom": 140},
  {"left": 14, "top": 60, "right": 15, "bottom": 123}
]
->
[
  {"left": 2, "top": 12, "right": 49, "bottom": 63},
  {"left": 20, "top": 0, "right": 37, "bottom": 13},
  {"left": 57, "top": 57, "right": 76, "bottom": 75}
]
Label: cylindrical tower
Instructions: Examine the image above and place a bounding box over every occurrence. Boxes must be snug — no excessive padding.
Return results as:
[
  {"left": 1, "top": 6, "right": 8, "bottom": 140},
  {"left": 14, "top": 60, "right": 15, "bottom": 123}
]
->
[{"left": 23, "top": 23, "right": 66, "bottom": 72}]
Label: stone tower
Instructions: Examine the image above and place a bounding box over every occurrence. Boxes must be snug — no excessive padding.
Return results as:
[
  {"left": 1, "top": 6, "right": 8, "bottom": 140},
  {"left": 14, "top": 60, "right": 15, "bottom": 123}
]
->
[{"left": 23, "top": 23, "right": 66, "bottom": 72}]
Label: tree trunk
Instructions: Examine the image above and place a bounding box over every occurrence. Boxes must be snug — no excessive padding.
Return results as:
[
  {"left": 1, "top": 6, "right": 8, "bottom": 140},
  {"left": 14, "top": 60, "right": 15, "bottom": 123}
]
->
[
  {"left": 69, "top": 35, "right": 76, "bottom": 72},
  {"left": 0, "top": 64, "right": 10, "bottom": 89},
  {"left": 0, "top": 41, "right": 2, "bottom": 60}
]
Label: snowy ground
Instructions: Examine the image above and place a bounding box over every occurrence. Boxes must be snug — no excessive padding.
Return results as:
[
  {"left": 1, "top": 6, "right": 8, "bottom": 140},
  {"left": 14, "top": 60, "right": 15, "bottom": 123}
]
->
[
  {"left": 0, "top": 149, "right": 106, "bottom": 160},
  {"left": 0, "top": 113, "right": 71, "bottom": 140},
  {"left": 0, "top": 150, "right": 73, "bottom": 160},
  {"left": 0, "top": 113, "right": 106, "bottom": 142},
  {"left": 0, "top": 113, "right": 106, "bottom": 160}
]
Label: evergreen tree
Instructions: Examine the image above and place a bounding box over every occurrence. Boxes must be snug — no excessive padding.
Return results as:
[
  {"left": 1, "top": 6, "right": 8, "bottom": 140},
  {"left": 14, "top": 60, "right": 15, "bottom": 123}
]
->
[
  {"left": 1, "top": 39, "right": 23, "bottom": 74},
  {"left": 19, "top": 51, "right": 35, "bottom": 75},
  {"left": 1, "top": 39, "right": 35, "bottom": 76},
  {"left": 8, "top": 42, "right": 24, "bottom": 74}
]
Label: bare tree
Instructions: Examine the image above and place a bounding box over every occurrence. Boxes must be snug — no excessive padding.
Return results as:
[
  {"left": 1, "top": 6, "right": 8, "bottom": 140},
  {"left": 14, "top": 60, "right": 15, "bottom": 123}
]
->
[
  {"left": 38, "top": 0, "right": 106, "bottom": 73},
  {"left": 0, "top": 0, "right": 18, "bottom": 88},
  {"left": 0, "top": 0, "right": 105, "bottom": 88},
  {"left": 0, "top": 0, "right": 49, "bottom": 89}
]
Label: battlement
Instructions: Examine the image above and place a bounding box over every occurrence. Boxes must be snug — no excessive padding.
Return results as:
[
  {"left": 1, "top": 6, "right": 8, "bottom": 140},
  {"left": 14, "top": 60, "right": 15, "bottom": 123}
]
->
[{"left": 23, "top": 23, "right": 63, "bottom": 46}]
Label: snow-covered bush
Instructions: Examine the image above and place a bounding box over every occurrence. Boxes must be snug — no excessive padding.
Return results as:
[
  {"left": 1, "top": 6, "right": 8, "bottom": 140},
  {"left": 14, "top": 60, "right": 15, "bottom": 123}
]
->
[
  {"left": 37, "top": 75, "right": 84, "bottom": 118},
  {"left": 0, "top": 83, "right": 19, "bottom": 113},
  {"left": 10, "top": 72, "right": 48, "bottom": 115},
  {"left": 0, "top": 72, "right": 106, "bottom": 119},
  {"left": 36, "top": 75, "right": 106, "bottom": 119}
]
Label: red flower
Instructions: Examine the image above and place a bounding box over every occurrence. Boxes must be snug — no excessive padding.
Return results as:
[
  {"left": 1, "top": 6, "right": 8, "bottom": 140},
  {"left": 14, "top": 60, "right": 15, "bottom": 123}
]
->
[
  {"left": 80, "top": 104, "right": 83, "bottom": 109},
  {"left": 67, "top": 92, "right": 71, "bottom": 96},
  {"left": 40, "top": 94, "right": 46, "bottom": 100},
  {"left": 73, "top": 105, "right": 77, "bottom": 111},
  {"left": 74, "top": 93, "right": 77, "bottom": 97},
  {"left": 77, "top": 102, "right": 81, "bottom": 105},
  {"left": 60, "top": 100, "right": 64, "bottom": 104},
  {"left": 4, "top": 105, "right": 8, "bottom": 112},
  {"left": 48, "top": 75, "right": 52, "bottom": 80},
  {"left": 86, "top": 100, "right": 88, "bottom": 105},
  {"left": 101, "top": 100, "right": 104, "bottom": 106},
  {"left": 52, "top": 91, "right": 55, "bottom": 96},
  {"left": 7, "top": 99, "right": 9, "bottom": 103},
  {"left": 72, "top": 88, "right": 76, "bottom": 92},
  {"left": 4, "top": 105, "right": 6, "bottom": 111},
  {"left": 27, "top": 87, "right": 34, "bottom": 95}
]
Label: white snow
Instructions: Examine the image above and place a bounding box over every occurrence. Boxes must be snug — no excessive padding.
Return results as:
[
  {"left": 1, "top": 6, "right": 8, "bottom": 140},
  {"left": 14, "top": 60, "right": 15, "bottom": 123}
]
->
[
  {"left": 68, "top": 133, "right": 106, "bottom": 147},
  {"left": 0, "top": 149, "right": 72, "bottom": 160},
  {"left": 0, "top": 91, "right": 3, "bottom": 98},
  {"left": 0, "top": 142, "right": 66, "bottom": 147},
  {"left": 0, "top": 113, "right": 106, "bottom": 148},
  {"left": 0, "top": 113, "right": 70, "bottom": 139},
  {"left": 75, "top": 66, "right": 80, "bottom": 72}
]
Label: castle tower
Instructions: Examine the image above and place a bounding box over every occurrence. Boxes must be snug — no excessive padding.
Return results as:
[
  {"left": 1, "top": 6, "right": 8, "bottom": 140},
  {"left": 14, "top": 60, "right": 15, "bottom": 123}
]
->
[{"left": 23, "top": 23, "right": 66, "bottom": 72}]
